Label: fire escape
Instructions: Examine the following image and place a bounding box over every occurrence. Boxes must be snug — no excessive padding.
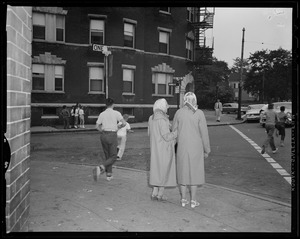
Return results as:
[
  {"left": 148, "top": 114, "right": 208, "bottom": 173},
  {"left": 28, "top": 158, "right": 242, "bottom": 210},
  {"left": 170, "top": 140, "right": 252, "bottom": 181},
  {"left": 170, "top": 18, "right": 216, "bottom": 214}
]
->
[{"left": 190, "top": 7, "right": 215, "bottom": 65}]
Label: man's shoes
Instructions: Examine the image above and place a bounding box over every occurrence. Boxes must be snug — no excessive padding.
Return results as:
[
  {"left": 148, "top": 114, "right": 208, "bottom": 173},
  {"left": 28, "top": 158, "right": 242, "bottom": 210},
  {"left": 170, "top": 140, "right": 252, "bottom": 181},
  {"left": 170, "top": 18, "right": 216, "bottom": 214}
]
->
[
  {"left": 106, "top": 175, "right": 113, "bottom": 181},
  {"left": 93, "top": 166, "right": 100, "bottom": 181},
  {"left": 261, "top": 146, "right": 265, "bottom": 154},
  {"left": 272, "top": 148, "right": 278, "bottom": 154},
  {"left": 116, "top": 156, "right": 121, "bottom": 161}
]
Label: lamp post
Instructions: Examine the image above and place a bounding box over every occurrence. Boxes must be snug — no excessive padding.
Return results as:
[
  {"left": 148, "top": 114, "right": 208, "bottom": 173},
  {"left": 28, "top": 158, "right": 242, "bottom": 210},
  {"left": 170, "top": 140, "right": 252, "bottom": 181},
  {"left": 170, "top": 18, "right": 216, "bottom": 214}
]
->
[{"left": 237, "top": 27, "right": 245, "bottom": 120}]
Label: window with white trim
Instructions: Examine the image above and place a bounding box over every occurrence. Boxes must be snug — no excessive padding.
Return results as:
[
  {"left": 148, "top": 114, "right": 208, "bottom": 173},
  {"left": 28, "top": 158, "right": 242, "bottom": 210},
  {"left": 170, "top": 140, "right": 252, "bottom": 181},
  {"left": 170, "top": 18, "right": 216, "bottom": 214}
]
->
[
  {"left": 159, "top": 31, "right": 170, "bottom": 54},
  {"left": 152, "top": 73, "right": 173, "bottom": 96},
  {"left": 32, "top": 64, "right": 64, "bottom": 92},
  {"left": 122, "top": 67, "right": 135, "bottom": 94},
  {"left": 159, "top": 7, "right": 171, "bottom": 14},
  {"left": 90, "top": 19, "right": 105, "bottom": 44},
  {"left": 124, "top": 22, "right": 135, "bottom": 48},
  {"left": 89, "top": 66, "right": 104, "bottom": 93},
  {"left": 55, "top": 66, "right": 64, "bottom": 91},
  {"left": 32, "top": 64, "right": 45, "bottom": 90},
  {"left": 32, "top": 12, "right": 65, "bottom": 42},
  {"left": 186, "top": 38, "right": 194, "bottom": 60},
  {"left": 187, "top": 7, "right": 194, "bottom": 22},
  {"left": 33, "top": 13, "right": 46, "bottom": 40}
]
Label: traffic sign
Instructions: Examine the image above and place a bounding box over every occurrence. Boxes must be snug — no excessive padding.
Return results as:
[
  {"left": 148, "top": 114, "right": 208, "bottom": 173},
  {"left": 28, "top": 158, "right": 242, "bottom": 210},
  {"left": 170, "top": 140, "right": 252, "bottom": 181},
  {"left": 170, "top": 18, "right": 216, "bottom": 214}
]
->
[
  {"left": 168, "top": 83, "right": 176, "bottom": 86},
  {"left": 92, "top": 44, "right": 104, "bottom": 52},
  {"left": 175, "top": 86, "right": 179, "bottom": 93}
]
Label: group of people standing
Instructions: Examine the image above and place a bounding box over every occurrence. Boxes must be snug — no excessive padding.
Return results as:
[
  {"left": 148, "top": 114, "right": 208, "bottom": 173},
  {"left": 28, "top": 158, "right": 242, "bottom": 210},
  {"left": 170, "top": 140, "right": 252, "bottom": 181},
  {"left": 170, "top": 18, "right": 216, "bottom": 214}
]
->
[{"left": 60, "top": 103, "right": 85, "bottom": 129}]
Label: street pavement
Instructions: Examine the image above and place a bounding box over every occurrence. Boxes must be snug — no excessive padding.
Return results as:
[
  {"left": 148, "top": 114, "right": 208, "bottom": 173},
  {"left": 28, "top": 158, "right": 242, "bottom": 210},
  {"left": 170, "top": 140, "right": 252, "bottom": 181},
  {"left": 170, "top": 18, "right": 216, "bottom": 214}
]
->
[{"left": 27, "top": 111, "right": 292, "bottom": 232}]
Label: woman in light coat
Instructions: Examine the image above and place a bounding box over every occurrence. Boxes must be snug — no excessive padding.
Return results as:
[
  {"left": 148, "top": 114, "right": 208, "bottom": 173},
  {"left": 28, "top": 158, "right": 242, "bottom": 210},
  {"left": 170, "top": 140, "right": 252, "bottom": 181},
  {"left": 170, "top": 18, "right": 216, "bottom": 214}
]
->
[
  {"left": 172, "top": 92, "right": 211, "bottom": 208},
  {"left": 148, "top": 99, "right": 177, "bottom": 201}
]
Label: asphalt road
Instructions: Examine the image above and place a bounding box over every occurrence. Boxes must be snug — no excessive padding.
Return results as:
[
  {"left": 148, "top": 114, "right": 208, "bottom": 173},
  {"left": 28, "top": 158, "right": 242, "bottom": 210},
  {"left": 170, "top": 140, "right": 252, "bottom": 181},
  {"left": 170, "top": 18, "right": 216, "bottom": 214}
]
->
[{"left": 30, "top": 122, "right": 292, "bottom": 204}]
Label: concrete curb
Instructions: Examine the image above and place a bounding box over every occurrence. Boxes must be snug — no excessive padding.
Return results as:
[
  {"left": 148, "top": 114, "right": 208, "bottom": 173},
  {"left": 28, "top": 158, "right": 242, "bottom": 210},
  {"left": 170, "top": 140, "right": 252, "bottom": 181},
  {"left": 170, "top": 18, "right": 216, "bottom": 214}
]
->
[{"left": 30, "top": 120, "right": 246, "bottom": 134}]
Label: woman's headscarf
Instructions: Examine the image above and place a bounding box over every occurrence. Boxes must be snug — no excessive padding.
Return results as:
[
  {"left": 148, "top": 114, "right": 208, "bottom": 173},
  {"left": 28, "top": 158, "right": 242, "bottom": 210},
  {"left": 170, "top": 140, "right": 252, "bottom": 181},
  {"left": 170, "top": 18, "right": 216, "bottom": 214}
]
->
[
  {"left": 153, "top": 98, "right": 169, "bottom": 114},
  {"left": 183, "top": 92, "right": 198, "bottom": 112}
]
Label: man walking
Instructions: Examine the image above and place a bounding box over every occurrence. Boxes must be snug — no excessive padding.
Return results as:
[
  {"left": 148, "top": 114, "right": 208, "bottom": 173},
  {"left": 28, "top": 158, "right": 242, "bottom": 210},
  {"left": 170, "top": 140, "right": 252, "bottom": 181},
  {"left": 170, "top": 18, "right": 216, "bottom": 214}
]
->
[
  {"left": 261, "top": 103, "right": 279, "bottom": 154},
  {"left": 214, "top": 99, "right": 223, "bottom": 122},
  {"left": 93, "top": 98, "right": 126, "bottom": 181},
  {"left": 60, "top": 105, "right": 70, "bottom": 129}
]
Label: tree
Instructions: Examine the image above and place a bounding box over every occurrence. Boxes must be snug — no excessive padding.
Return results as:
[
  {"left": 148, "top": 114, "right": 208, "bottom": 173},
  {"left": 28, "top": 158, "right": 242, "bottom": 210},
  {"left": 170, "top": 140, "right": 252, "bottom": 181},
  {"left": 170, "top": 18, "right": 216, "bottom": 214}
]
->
[
  {"left": 231, "top": 57, "right": 250, "bottom": 73},
  {"left": 243, "top": 48, "right": 292, "bottom": 103},
  {"left": 194, "top": 57, "right": 234, "bottom": 108}
]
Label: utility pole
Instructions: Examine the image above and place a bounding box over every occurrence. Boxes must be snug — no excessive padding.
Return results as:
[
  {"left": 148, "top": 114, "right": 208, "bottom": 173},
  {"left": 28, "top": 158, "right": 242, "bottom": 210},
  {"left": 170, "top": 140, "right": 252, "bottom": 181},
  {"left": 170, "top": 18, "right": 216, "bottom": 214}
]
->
[{"left": 237, "top": 27, "right": 245, "bottom": 120}]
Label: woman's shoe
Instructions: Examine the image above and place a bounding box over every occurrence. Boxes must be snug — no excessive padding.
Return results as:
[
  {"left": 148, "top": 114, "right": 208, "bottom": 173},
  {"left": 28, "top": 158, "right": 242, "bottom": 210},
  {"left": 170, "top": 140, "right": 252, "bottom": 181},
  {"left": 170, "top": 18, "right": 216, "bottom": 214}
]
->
[
  {"left": 191, "top": 200, "right": 200, "bottom": 208},
  {"left": 156, "top": 195, "right": 167, "bottom": 202},
  {"left": 151, "top": 195, "right": 158, "bottom": 201},
  {"left": 181, "top": 199, "right": 189, "bottom": 207}
]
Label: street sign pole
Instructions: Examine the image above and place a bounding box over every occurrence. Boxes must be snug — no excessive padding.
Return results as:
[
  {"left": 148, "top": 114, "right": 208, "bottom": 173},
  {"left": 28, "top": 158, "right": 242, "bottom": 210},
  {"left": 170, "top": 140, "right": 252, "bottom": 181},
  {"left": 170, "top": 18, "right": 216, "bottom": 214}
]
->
[{"left": 92, "top": 44, "right": 111, "bottom": 99}]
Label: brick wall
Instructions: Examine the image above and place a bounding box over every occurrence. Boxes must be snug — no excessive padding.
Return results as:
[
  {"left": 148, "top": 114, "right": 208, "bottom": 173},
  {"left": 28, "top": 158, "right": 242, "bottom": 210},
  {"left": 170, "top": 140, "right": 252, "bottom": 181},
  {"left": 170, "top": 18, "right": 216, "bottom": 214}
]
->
[{"left": 5, "top": 6, "right": 32, "bottom": 232}]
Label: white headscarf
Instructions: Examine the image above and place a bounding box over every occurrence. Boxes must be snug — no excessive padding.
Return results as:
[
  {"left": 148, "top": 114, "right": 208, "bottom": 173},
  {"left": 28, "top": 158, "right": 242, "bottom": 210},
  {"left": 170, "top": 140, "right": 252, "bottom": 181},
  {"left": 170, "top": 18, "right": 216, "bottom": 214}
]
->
[
  {"left": 153, "top": 98, "right": 169, "bottom": 113},
  {"left": 183, "top": 92, "right": 198, "bottom": 112}
]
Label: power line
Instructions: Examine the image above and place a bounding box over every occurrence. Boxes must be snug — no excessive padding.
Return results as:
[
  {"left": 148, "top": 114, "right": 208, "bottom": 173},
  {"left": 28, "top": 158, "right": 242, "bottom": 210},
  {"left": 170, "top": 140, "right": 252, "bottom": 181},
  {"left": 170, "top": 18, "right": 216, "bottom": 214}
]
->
[{"left": 244, "top": 40, "right": 290, "bottom": 48}]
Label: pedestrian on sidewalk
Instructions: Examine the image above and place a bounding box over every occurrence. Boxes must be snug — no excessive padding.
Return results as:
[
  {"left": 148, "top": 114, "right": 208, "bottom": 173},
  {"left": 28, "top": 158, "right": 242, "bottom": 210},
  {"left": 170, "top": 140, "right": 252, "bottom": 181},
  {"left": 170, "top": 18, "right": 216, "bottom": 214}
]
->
[
  {"left": 71, "top": 103, "right": 79, "bottom": 128},
  {"left": 79, "top": 105, "right": 85, "bottom": 128},
  {"left": 275, "top": 106, "right": 287, "bottom": 147},
  {"left": 117, "top": 114, "right": 133, "bottom": 160},
  {"left": 60, "top": 105, "right": 70, "bottom": 129},
  {"left": 261, "top": 103, "right": 279, "bottom": 154},
  {"left": 172, "top": 92, "right": 211, "bottom": 209},
  {"left": 94, "top": 98, "right": 126, "bottom": 181},
  {"left": 148, "top": 98, "right": 177, "bottom": 201},
  {"left": 214, "top": 99, "right": 223, "bottom": 122}
]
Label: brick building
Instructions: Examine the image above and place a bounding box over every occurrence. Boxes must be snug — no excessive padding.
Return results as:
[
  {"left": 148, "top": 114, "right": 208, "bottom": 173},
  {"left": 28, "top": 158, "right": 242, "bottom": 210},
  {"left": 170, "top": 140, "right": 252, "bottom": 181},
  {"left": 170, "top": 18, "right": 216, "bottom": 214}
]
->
[
  {"left": 5, "top": 6, "right": 32, "bottom": 232},
  {"left": 31, "top": 7, "right": 214, "bottom": 126}
]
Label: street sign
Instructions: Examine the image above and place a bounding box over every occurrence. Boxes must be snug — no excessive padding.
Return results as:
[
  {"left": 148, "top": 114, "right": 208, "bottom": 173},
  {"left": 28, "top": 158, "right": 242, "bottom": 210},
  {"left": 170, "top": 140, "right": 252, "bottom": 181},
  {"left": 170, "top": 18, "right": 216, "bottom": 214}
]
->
[
  {"left": 92, "top": 44, "right": 104, "bottom": 52},
  {"left": 168, "top": 83, "right": 176, "bottom": 86},
  {"left": 175, "top": 86, "right": 179, "bottom": 93}
]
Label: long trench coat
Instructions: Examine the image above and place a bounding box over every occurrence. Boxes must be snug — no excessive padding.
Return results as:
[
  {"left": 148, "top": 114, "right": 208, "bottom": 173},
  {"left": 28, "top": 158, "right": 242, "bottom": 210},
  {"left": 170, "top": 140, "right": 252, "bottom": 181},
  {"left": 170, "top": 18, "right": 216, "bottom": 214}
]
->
[
  {"left": 148, "top": 111, "right": 177, "bottom": 187},
  {"left": 172, "top": 106, "right": 211, "bottom": 185}
]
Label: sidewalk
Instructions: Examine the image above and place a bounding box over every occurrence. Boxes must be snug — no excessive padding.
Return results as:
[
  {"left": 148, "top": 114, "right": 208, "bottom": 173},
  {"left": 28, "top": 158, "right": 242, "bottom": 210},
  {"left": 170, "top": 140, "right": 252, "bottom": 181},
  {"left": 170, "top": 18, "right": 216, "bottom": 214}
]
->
[
  {"left": 30, "top": 110, "right": 246, "bottom": 133},
  {"left": 28, "top": 160, "right": 291, "bottom": 232}
]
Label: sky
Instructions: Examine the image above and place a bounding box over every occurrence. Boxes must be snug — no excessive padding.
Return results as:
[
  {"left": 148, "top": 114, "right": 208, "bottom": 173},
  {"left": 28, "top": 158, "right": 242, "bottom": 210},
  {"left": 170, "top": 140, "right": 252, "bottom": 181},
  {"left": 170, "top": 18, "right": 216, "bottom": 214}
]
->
[{"left": 209, "top": 8, "right": 293, "bottom": 67}]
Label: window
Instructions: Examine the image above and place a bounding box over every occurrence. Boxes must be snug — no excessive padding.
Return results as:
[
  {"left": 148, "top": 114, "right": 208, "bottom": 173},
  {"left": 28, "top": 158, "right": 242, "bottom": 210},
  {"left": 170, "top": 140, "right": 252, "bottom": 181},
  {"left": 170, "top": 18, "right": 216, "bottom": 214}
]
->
[
  {"left": 124, "top": 22, "right": 135, "bottom": 48},
  {"left": 152, "top": 73, "right": 173, "bottom": 96},
  {"left": 187, "top": 7, "right": 194, "bottom": 22},
  {"left": 159, "top": 31, "right": 170, "bottom": 54},
  {"left": 55, "top": 66, "right": 64, "bottom": 91},
  {"left": 159, "top": 7, "right": 170, "bottom": 13},
  {"left": 32, "top": 12, "right": 65, "bottom": 42},
  {"left": 186, "top": 39, "right": 194, "bottom": 60},
  {"left": 123, "top": 108, "right": 134, "bottom": 116},
  {"left": 32, "top": 64, "right": 64, "bottom": 92},
  {"left": 33, "top": 13, "right": 45, "bottom": 40},
  {"left": 32, "top": 64, "right": 45, "bottom": 90},
  {"left": 56, "top": 15, "right": 64, "bottom": 41},
  {"left": 90, "top": 19, "right": 105, "bottom": 44},
  {"left": 89, "top": 66, "right": 104, "bottom": 92},
  {"left": 123, "top": 68, "right": 135, "bottom": 94},
  {"left": 43, "top": 107, "right": 57, "bottom": 115}
]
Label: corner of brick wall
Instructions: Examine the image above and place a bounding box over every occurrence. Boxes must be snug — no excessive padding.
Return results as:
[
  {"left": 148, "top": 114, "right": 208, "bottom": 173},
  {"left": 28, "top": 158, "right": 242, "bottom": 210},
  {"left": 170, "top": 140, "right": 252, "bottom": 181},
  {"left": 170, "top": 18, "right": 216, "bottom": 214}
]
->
[{"left": 5, "top": 5, "right": 32, "bottom": 233}]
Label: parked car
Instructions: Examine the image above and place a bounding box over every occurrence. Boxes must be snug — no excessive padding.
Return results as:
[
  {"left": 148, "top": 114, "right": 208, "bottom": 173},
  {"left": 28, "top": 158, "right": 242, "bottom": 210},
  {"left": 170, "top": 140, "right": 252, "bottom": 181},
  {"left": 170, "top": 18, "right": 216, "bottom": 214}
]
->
[
  {"left": 259, "top": 102, "right": 293, "bottom": 127},
  {"left": 222, "top": 103, "right": 248, "bottom": 114},
  {"left": 244, "top": 104, "right": 266, "bottom": 122}
]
